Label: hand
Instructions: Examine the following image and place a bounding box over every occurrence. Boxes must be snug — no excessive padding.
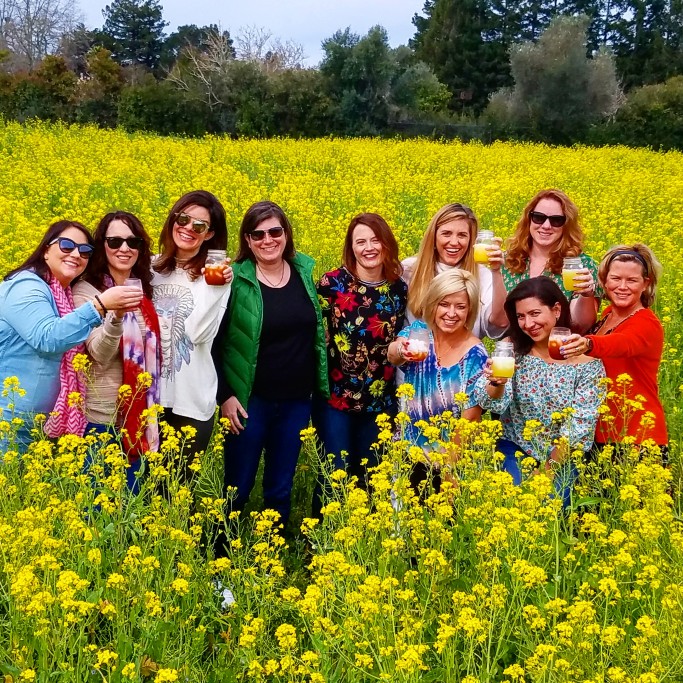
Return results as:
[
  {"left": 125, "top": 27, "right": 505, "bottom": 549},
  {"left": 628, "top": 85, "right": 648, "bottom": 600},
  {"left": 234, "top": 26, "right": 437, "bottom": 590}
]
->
[
  {"left": 573, "top": 268, "right": 596, "bottom": 297},
  {"left": 482, "top": 357, "right": 510, "bottom": 386},
  {"left": 221, "top": 396, "right": 248, "bottom": 434},
  {"left": 402, "top": 338, "right": 428, "bottom": 363},
  {"left": 222, "top": 262, "right": 233, "bottom": 284},
  {"left": 98, "top": 286, "right": 143, "bottom": 316},
  {"left": 486, "top": 237, "right": 504, "bottom": 272},
  {"left": 559, "top": 333, "right": 588, "bottom": 358}
]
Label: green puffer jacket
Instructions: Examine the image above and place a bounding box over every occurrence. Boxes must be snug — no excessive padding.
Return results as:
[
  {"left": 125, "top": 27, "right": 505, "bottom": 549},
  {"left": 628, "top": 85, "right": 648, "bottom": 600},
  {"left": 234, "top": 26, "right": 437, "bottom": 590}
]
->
[{"left": 219, "top": 252, "right": 329, "bottom": 407}]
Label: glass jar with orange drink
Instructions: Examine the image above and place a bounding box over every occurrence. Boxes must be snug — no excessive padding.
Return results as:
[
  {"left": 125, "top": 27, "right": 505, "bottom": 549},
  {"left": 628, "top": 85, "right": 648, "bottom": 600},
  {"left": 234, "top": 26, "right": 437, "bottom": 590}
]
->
[
  {"left": 204, "top": 249, "right": 229, "bottom": 286},
  {"left": 561, "top": 257, "right": 582, "bottom": 293},
  {"left": 548, "top": 326, "right": 570, "bottom": 360},
  {"left": 491, "top": 340, "right": 515, "bottom": 378},
  {"left": 473, "top": 230, "right": 495, "bottom": 265}
]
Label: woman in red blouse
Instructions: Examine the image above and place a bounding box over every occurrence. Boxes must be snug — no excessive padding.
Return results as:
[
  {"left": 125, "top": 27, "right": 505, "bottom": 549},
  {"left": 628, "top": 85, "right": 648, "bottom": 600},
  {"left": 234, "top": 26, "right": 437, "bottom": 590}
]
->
[{"left": 560, "top": 244, "right": 667, "bottom": 450}]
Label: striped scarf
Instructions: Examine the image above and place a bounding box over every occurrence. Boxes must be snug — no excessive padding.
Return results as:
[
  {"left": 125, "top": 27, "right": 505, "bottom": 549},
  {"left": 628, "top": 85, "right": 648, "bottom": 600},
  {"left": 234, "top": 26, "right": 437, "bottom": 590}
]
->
[{"left": 44, "top": 276, "right": 88, "bottom": 438}]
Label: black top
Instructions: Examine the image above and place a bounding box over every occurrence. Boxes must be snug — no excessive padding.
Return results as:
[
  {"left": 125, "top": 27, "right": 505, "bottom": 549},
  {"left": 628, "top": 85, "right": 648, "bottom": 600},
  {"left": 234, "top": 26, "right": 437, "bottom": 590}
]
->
[{"left": 252, "top": 268, "right": 317, "bottom": 400}]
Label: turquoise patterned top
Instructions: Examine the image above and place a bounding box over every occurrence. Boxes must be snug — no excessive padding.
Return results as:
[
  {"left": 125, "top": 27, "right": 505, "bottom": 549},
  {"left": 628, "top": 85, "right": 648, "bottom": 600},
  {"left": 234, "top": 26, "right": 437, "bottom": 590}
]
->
[
  {"left": 398, "top": 320, "right": 488, "bottom": 445},
  {"left": 501, "top": 252, "right": 602, "bottom": 300},
  {"left": 474, "top": 354, "right": 605, "bottom": 461}
]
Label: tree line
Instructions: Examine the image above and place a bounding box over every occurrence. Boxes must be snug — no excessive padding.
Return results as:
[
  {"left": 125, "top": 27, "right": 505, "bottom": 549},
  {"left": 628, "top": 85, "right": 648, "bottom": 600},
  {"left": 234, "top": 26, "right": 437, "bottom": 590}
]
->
[{"left": 0, "top": 0, "right": 681, "bottom": 148}]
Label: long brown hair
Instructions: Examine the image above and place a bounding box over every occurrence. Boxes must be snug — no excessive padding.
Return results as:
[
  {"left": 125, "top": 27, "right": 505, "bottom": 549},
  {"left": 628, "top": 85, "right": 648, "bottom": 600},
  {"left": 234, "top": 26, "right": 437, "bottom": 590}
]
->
[
  {"left": 83, "top": 211, "right": 154, "bottom": 298},
  {"left": 235, "top": 201, "right": 296, "bottom": 263},
  {"left": 153, "top": 190, "right": 228, "bottom": 280},
  {"left": 505, "top": 189, "right": 584, "bottom": 275},
  {"left": 4, "top": 220, "right": 92, "bottom": 283},
  {"left": 342, "top": 213, "right": 402, "bottom": 283},
  {"left": 407, "top": 203, "right": 479, "bottom": 320}
]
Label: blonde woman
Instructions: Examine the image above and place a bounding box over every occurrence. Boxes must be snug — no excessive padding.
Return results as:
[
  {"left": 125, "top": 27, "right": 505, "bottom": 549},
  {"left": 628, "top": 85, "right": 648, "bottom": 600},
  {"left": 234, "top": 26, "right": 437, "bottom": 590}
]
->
[
  {"left": 402, "top": 203, "right": 507, "bottom": 338},
  {"left": 499, "top": 189, "right": 600, "bottom": 332}
]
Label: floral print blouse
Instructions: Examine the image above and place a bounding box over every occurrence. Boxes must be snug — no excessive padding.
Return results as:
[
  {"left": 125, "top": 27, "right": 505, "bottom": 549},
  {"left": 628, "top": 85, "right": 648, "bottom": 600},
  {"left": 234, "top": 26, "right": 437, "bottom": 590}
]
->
[
  {"left": 317, "top": 267, "right": 407, "bottom": 413},
  {"left": 474, "top": 354, "right": 605, "bottom": 461},
  {"left": 501, "top": 252, "right": 601, "bottom": 300},
  {"left": 399, "top": 320, "right": 488, "bottom": 444}
]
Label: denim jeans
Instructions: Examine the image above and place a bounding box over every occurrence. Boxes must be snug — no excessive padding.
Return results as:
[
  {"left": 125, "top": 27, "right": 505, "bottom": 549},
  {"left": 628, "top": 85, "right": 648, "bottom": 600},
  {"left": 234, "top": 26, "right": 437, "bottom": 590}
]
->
[
  {"left": 222, "top": 394, "right": 312, "bottom": 530},
  {"left": 85, "top": 422, "right": 143, "bottom": 495},
  {"left": 311, "top": 400, "right": 382, "bottom": 517},
  {"left": 496, "top": 438, "right": 578, "bottom": 508}
]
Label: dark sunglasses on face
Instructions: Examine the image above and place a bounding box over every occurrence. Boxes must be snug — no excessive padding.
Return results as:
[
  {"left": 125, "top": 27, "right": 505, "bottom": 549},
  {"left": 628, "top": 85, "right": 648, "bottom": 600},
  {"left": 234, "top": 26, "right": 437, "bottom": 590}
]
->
[
  {"left": 174, "top": 212, "right": 210, "bottom": 234},
  {"left": 48, "top": 237, "right": 94, "bottom": 259},
  {"left": 529, "top": 211, "right": 567, "bottom": 228},
  {"left": 105, "top": 236, "right": 145, "bottom": 250},
  {"left": 248, "top": 227, "right": 285, "bottom": 242}
]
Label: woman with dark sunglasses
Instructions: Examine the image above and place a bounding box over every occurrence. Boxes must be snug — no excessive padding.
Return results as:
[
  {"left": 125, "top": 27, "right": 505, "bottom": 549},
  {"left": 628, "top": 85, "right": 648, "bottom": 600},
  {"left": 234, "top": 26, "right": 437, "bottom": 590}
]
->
[
  {"left": 497, "top": 189, "right": 600, "bottom": 333},
  {"left": 73, "top": 212, "right": 161, "bottom": 491},
  {"left": 213, "top": 201, "right": 328, "bottom": 545},
  {"left": 151, "top": 190, "right": 232, "bottom": 469},
  {"left": 0, "top": 221, "right": 142, "bottom": 448}
]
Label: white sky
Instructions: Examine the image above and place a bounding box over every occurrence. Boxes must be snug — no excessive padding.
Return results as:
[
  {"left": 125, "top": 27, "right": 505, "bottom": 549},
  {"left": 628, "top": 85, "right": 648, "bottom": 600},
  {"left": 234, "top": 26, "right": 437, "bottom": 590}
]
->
[{"left": 82, "top": 0, "right": 425, "bottom": 66}]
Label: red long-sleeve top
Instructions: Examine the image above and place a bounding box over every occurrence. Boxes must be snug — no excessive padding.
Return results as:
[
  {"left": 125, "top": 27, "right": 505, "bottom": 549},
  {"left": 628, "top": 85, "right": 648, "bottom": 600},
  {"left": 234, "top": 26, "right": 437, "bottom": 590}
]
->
[{"left": 587, "top": 307, "right": 667, "bottom": 445}]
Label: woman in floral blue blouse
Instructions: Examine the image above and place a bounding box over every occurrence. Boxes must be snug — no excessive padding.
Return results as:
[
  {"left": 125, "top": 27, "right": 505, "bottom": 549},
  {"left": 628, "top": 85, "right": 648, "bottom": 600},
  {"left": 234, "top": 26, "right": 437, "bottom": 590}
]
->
[
  {"left": 313, "top": 213, "right": 407, "bottom": 513},
  {"left": 475, "top": 276, "right": 605, "bottom": 507}
]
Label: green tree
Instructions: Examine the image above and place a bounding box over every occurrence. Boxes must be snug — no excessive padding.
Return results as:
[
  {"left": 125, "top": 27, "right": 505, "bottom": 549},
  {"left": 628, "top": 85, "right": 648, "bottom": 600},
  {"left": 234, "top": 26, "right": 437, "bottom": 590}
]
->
[
  {"left": 485, "top": 15, "right": 622, "bottom": 143},
  {"left": 101, "top": 0, "right": 167, "bottom": 72}
]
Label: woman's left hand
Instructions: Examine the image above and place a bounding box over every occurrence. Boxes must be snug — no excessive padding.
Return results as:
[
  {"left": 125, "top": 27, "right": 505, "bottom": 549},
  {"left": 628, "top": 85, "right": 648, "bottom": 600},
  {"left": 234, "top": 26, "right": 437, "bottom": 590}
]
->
[
  {"left": 573, "top": 268, "right": 596, "bottom": 297},
  {"left": 560, "top": 333, "right": 590, "bottom": 358},
  {"left": 486, "top": 238, "right": 504, "bottom": 272},
  {"left": 222, "top": 262, "right": 234, "bottom": 285}
]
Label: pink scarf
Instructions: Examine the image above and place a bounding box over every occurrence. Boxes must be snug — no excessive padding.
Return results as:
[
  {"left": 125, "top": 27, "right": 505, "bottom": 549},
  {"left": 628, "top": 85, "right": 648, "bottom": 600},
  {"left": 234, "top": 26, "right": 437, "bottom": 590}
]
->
[{"left": 44, "top": 276, "right": 88, "bottom": 438}]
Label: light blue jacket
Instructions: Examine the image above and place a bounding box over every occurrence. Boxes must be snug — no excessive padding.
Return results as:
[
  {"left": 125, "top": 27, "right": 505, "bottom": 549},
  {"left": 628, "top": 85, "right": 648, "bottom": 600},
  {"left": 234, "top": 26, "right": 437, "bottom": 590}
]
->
[{"left": 0, "top": 271, "right": 102, "bottom": 423}]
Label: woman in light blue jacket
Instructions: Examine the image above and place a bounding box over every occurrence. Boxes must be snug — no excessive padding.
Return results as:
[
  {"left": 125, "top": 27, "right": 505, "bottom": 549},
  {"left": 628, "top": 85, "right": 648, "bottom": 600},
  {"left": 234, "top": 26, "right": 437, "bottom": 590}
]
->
[{"left": 0, "top": 220, "right": 142, "bottom": 448}]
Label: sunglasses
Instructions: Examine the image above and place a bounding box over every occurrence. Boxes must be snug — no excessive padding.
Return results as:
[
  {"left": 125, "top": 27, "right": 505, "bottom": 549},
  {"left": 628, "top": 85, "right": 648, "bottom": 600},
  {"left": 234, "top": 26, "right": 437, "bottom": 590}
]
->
[
  {"left": 175, "top": 212, "right": 211, "bottom": 234},
  {"left": 48, "top": 237, "right": 94, "bottom": 259},
  {"left": 248, "top": 227, "right": 285, "bottom": 242},
  {"left": 529, "top": 211, "right": 567, "bottom": 228},
  {"left": 105, "top": 236, "right": 145, "bottom": 250}
]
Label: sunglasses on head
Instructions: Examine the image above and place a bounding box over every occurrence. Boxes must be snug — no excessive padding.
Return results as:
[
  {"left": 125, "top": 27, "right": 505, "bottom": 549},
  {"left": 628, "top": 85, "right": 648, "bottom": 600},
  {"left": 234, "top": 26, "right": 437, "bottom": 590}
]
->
[
  {"left": 529, "top": 211, "right": 567, "bottom": 228},
  {"left": 175, "top": 212, "right": 211, "bottom": 234},
  {"left": 248, "top": 227, "right": 285, "bottom": 242},
  {"left": 49, "top": 237, "right": 94, "bottom": 259},
  {"left": 105, "top": 236, "right": 145, "bottom": 250}
]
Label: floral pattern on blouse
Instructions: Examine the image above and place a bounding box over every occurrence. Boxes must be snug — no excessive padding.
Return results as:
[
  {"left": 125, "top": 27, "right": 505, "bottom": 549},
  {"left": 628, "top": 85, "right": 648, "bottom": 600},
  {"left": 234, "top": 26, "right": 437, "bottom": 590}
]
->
[
  {"left": 317, "top": 267, "right": 407, "bottom": 413},
  {"left": 474, "top": 354, "right": 606, "bottom": 461},
  {"left": 501, "top": 252, "right": 602, "bottom": 300},
  {"left": 399, "top": 320, "right": 488, "bottom": 444}
]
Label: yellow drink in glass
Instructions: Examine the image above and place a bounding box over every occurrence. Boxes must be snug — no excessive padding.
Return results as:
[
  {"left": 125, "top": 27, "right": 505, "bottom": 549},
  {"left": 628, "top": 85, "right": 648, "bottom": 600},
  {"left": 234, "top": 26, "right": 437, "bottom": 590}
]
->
[
  {"left": 562, "top": 269, "right": 578, "bottom": 291},
  {"left": 473, "top": 243, "right": 489, "bottom": 264},
  {"left": 491, "top": 356, "right": 515, "bottom": 378}
]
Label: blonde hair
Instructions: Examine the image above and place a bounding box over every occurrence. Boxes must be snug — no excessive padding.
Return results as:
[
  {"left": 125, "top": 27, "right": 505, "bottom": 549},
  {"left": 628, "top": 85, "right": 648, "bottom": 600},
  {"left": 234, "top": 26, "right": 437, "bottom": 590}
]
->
[
  {"left": 423, "top": 269, "right": 480, "bottom": 333},
  {"left": 407, "top": 203, "right": 479, "bottom": 320},
  {"left": 505, "top": 189, "right": 585, "bottom": 275},
  {"left": 599, "top": 243, "right": 662, "bottom": 308}
]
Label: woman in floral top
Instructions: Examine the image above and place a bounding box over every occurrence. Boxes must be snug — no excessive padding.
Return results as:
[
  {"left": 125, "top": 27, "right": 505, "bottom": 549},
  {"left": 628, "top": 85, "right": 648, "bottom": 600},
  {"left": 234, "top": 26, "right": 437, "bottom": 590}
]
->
[
  {"left": 475, "top": 276, "right": 605, "bottom": 507},
  {"left": 313, "top": 213, "right": 407, "bottom": 514},
  {"left": 496, "top": 189, "right": 601, "bottom": 333}
]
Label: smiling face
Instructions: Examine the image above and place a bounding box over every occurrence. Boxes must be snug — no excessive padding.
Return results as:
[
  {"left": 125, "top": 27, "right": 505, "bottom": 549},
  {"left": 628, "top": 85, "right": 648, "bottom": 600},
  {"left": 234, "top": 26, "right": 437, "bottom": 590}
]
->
[
  {"left": 247, "top": 216, "right": 287, "bottom": 267},
  {"left": 529, "top": 197, "right": 565, "bottom": 251},
  {"left": 44, "top": 226, "right": 91, "bottom": 287},
  {"left": 434, "top": 290, "right": 470, "bottom": 335},
  {"left": 515, "top": 296, "right": 561, "bottom": 344},
  {"left": 105, "top": 219, "right": 140, "bottom": 281},
  {"left": 351, "top": 223, "right": 384, "bottom": 279},
  {"left": 435, "top": 218, "right": 471, "bottom": 267},
  {"left": 604, "top": 260, "right": 650, "bottom": 312},
  {"left": 172, "top": 204, "right": 213, "bottom": 260}
]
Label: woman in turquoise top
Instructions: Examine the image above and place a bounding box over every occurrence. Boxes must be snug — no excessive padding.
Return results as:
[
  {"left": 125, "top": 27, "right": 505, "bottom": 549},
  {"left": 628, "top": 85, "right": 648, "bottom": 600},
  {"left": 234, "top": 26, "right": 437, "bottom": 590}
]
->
[
  {"left": 475, "top": 276, "right": 605, "bottom": 507},
  {"left": 494, "top": 189, "right": 601, "bottom": 333},
  {"left": 0, "top": 220, "right": 142, "bottom": 448},
  {"left": 388, "top": 270, "right": 487, "bottom": 490}
]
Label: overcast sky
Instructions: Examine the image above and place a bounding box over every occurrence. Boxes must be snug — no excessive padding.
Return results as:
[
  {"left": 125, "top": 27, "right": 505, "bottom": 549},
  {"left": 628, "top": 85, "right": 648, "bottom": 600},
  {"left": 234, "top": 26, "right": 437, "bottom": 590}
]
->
[{"left": 83, "top": 0, "right": 425, "bottom": 66}]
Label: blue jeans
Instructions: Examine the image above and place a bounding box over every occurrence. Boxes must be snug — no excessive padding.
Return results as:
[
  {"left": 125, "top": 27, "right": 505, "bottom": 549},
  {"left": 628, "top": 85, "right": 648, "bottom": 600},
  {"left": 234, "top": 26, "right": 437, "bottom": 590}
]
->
[
  {"left": 311, "top": 400, "right": 382, "bottom": 517},
  {"left": 496, "top": 438, "right": 578, "bottom": 508},
  {"left": 85, "top": 423, "right": 143, "bottom": 495},
  {"left": 222, "top": 395, "right": 312, "bottom": 530}
]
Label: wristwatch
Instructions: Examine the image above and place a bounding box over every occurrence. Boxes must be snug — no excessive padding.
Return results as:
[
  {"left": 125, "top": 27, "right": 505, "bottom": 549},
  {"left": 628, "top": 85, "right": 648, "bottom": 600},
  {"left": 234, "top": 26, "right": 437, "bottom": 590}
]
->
[{"left": 585, "top": 337, "right": 593, "bottom": 354}]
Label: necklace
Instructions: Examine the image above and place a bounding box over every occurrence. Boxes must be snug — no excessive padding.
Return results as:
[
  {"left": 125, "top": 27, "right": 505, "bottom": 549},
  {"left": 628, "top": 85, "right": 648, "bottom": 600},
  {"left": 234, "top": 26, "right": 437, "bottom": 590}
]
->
[
  {"left": 257, "top": 262, "right": 287, "bottom": 288},
  {"left": 601, "top": 307, "right": 642, "bottom": 335}
]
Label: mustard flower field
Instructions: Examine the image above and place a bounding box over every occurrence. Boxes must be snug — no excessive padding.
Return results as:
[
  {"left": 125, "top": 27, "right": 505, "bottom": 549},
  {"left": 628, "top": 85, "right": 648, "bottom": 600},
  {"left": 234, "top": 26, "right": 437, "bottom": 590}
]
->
[{"left": 1, "top": 121, "right": 683, "bottom": 682}]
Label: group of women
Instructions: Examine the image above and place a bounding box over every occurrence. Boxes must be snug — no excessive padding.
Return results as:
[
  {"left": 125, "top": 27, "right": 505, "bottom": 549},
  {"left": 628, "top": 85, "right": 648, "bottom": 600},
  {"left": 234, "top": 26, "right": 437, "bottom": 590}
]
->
[{"left": 0, "top": 187, "right": 667, "bottom": 539}]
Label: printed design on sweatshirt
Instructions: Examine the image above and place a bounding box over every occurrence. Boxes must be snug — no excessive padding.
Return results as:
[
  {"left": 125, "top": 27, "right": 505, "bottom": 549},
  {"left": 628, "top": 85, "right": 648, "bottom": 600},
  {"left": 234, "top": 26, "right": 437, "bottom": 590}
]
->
[{"left": 153, "top": 284, "right": 195, "bottom": 379}]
